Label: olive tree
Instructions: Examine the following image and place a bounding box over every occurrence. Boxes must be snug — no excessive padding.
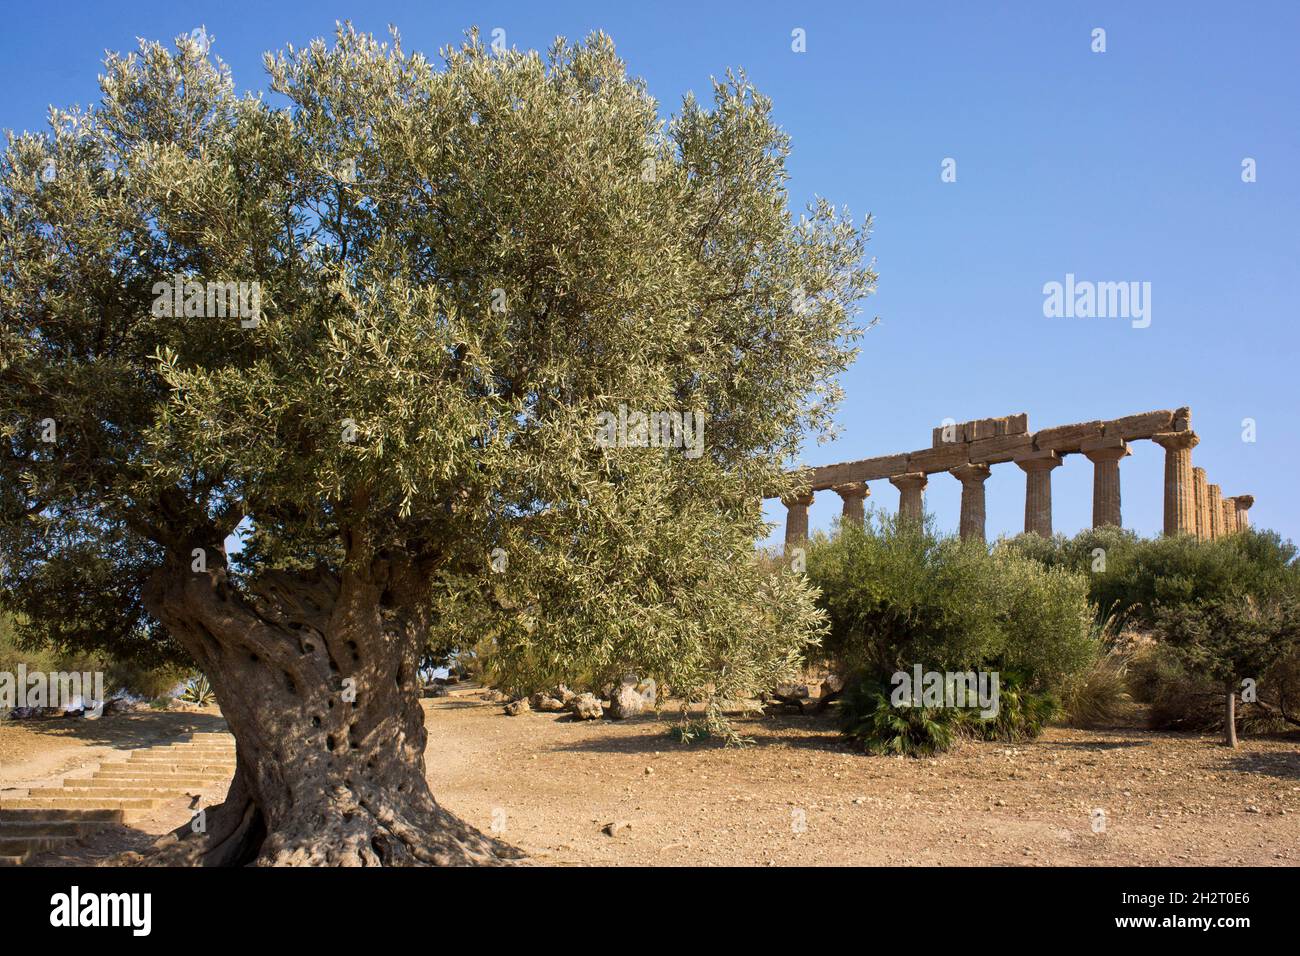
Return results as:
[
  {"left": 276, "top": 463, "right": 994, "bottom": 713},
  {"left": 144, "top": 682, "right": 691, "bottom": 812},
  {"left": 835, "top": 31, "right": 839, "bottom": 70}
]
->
[{"left": 0, "top": 26, "right": 874, "bottom": 864}]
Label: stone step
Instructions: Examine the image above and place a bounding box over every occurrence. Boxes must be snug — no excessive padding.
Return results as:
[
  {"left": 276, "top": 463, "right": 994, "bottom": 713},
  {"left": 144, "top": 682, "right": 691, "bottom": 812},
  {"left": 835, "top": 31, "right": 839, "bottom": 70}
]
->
[
  {"left": 0, "top": 797, "right": 159, "bottom": 811},
  {"left": 0, "top": 808, "right": 125, "bottom": 823},
  {"left": 125, "top": 752, "right": 235, "bottom": 760},
  {"left": 0, "top": 820, "right": 105, "bottom": 838},
  {"left": 75, "top": 776, "right": 228, "bottom": 788},
  {"left": 95, "top": 764, "right": 230, "bottom": 775},
  {"left": 26, "top": 787, "right": 194, "bottom": 800},
  {"left": 0, "top": 835, "right": 76, "bottom": 856}
]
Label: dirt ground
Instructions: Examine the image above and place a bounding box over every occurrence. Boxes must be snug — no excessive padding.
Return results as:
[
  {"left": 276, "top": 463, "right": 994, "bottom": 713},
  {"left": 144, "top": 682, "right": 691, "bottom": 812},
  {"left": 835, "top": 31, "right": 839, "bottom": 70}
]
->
[{"left": 2, "top": 693, "right": 1296, "bottom": 866}]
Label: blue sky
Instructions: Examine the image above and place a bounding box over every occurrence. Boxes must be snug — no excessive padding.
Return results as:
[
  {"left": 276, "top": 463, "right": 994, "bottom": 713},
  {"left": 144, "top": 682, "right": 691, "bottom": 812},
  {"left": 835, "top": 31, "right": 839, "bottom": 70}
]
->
[{"left": 2, "top": 1, "right": 1296, "bottom": 547}]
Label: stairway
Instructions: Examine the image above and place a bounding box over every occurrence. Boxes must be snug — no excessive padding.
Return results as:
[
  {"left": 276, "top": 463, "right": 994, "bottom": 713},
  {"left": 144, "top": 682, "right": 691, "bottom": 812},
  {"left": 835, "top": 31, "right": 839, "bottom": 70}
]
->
[{"left": 0, "top": 732, "right": 235, "bottom": 865}]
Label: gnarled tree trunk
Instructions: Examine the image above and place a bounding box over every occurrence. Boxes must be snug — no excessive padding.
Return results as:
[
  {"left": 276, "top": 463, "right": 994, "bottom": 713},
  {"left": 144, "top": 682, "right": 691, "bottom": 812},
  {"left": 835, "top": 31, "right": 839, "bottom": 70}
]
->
[{"left": 140, "top": 541, "right": 518, "bottom": 866}]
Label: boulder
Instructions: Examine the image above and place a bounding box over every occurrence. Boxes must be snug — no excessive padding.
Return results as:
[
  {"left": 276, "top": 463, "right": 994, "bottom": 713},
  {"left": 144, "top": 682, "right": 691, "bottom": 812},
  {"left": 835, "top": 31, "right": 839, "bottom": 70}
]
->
[
  {"left": 635, "top": 678, "right": 657, "bottom": 707},
  {"left": 530, "top": 693, "right": 566, "bottom": 712},
  {"left": 422, "top": 684, "right": 449, "bottom": 698},
  {"left": 607, "top": 678, "right": 657, "bottom": 719},
  {"left": 570, "top": 693, "right": 603, "bottom": 720},
  {"left": 608, "top": 684, "right": 645, "bottom": 719},
  {"left": 504, "top": 698, "right": 530, "bottom": 716}
]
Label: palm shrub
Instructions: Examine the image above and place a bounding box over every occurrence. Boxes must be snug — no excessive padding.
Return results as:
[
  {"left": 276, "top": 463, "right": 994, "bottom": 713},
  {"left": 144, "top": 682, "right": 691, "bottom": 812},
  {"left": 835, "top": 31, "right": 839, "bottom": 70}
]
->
[
  {"left": 839, "top": 679, "right": 956, "bottom": 757},
  {"left": 957, "top": 672, "right": 1059, "bottom": 742}
]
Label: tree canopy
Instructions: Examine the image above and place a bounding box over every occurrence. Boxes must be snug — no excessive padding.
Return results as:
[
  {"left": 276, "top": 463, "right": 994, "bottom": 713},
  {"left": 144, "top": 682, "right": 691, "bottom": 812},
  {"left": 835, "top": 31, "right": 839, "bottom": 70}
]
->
[{"left": 0, "top": 25, "right": 875, "bottom": 863}]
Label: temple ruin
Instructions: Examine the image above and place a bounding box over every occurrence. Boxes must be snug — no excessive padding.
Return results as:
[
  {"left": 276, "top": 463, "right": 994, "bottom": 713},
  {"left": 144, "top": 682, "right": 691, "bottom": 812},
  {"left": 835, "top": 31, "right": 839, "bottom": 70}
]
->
[{"left": 774, "top": 407, "right": 1254, "bottom": 550}]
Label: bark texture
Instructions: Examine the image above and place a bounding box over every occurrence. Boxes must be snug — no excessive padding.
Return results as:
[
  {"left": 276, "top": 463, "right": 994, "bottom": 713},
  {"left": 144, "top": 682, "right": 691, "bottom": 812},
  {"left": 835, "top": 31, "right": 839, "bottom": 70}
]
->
[{"left": 139, "top": 531, "right": 520, "bottom": 867}]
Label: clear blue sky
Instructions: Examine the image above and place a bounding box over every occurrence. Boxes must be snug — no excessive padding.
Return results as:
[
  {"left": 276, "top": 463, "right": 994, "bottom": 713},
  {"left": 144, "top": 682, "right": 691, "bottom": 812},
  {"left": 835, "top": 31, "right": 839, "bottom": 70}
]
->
[{"left": 3, "top": 1, "right": 1296, "bottom": 547}]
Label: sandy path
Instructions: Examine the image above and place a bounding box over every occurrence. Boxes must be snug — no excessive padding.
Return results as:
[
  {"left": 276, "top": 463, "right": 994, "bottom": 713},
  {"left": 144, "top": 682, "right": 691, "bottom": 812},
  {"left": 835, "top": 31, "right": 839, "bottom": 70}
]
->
[{"left": 4, "top": 695, "right": 1296, "bottom": 866}]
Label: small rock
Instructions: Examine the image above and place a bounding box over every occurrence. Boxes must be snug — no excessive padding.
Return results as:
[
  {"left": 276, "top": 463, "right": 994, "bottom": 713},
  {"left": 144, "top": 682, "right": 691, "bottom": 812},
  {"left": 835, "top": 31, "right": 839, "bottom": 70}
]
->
[
  {"left": 601, "top": 820, "right": 632, "bottom": 837},
  {"left": 504, "top": 698, "right": 530, "bottom": 717}
]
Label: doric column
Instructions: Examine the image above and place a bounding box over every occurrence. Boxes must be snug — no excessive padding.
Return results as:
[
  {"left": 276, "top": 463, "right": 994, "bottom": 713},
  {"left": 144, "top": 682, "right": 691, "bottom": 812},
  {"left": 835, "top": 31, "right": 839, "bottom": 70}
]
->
[
  {"left": 1193, "top": 467, "right": 1209, "bottom": 539},
  {"left": 833, "top": 482, "right": 870, "bottom": 529},
  {"left": 1221, "top": 499, "right": 1238, "bottom": 535},
  {"left": 949, "top": 462, "right": 992, "bottom": 542},
  {"left": 782, "top": 492, "right": 814, "bottom": 553},
  {"left": 1081, "top": 437, "right": 1129, "bottom": 528},
  {"left": 1015, "top": 450, "right": 1062, "bottom": 537},
  {"left": 1231, "top": 495, "right": 1254, "bottom": 530},
  {"left": 889, "top": 472, "right": 928, "bottom": 524},
  {"left": 1151, "top": 431, "right": 1199, "bottom": 536},
  {"left": 1206, "top": 483, "right": 1223, "bottom": 539}
]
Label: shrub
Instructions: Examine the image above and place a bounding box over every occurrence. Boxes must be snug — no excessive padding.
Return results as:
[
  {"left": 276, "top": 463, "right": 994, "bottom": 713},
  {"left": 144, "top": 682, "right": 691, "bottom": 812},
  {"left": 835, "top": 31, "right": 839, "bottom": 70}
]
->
[
  {"left": 808, "top": 512, "right": 1096, "bottom": 694},
  {"left": 179, "top": 675, "right": 217, "bottom": 706},
  {"left": 809, "top": 514, "right": 1006, "bottom": 679},
  {"left": 1151, "top": 592, "right": 1300, "bottom": 746},
  {"left": 839, "top": 679, "right": 957, "bottom": 756},
  {"left": 957, "top": 672, "right": 1059, "bottom": 742},
  {"left": 1059, "top": 642, "right": 1132, "bottom": 727},
  {"left": 1003, "top": 528, "right": 1300, "bottom": 628}
]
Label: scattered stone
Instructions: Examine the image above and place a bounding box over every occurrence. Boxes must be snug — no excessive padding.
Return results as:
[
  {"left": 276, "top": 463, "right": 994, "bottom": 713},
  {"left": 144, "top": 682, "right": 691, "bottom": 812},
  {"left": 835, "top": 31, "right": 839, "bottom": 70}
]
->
[
  {"left": 570, "top": 693, "right": 603, "bottom": 720},
  {"left": 529, "top": 692, "right": 566, "bottom": 712},
  {"left": 608, "top": 684, "right": 646, "bottom": 719},
  {"left": 601, "top": 820, "right": 632, "bottom": 837},
  {"left": 422, "top": 684, "right": 449, "bottom": 698},
  {"left": 504, "top": 698, "right": 531, "bottom": 717}
]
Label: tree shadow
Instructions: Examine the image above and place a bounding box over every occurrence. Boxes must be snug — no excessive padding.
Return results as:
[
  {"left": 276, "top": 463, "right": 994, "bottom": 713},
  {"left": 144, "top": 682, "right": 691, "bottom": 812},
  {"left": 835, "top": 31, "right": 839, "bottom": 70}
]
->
[
  {"left": 544, "top": 713, "right": 851, "bottom": 755},
  {"left": 2, "top": 710, "right": 230, "bottom": 752},
  {"left": 1225, "top": 750, "right": 1300, "bottom": 780},
  {"left": 1047, "top": 739, "right": 1149, "bottom": 751}
]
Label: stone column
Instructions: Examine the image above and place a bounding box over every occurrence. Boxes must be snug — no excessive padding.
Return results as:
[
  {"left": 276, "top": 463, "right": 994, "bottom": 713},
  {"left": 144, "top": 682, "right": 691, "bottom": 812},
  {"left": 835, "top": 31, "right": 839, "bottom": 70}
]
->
[
  {"left": 1231, "top": 495, "right": 1254, "bottom": 530},
  {"left": 889, "top": 472, "right": 928, "bottom": 524},
  {"left": 949, "top": 463, "right": 992, "bottom": 542},
  {"left": 1206, "top": 483, "right": 1223, "bottom": 539},
  {"left": 1015, "top": 450, "right": 1062, "bottom": 537},
  {"left": 833, "top": 482, "right": 870, "bottom": 529},
  {"left": 782, "top": 492, "right": 814, "bottom": 553},
  {"left": 1081, "top": 437, "right": 1129, "bottom": 528},
  {"left": 1221, "top": 499, "right": 1239, "bottom": 535},
  {"left": 1151, "top": 431, "right": 1199, "bottom": 536},
  {"left": 1192, "top": 467, "right": 1209, "bottom": 540}
]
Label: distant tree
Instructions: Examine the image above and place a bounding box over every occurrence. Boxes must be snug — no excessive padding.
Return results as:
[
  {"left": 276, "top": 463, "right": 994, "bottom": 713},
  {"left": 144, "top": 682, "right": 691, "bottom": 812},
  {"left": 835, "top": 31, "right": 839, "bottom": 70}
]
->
[
  {"left": 1153, "top": 595, "right": 1300, "bottom": 747},
  {"left": 0, "top": 27, "right": 873, "bottom": 864}
]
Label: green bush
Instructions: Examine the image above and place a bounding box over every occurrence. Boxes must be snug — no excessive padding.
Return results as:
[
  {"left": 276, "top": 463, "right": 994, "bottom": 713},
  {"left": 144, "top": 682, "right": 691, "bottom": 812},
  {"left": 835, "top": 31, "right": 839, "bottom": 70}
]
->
[
  {"left": 1001, "top": 528, "right": 1300, "bottom": 627},
  {"left": 808, "top": 512, "right": 1096, "bottom": 692},
  {"left": 809, "top": 514, "right": 1096, "bottom": 755},
  {"left": 957, "top": 672, "right": 1059, "bottom": 742},
  {"left": 839, "top": 679, "right": 957, "bottom": 756}
]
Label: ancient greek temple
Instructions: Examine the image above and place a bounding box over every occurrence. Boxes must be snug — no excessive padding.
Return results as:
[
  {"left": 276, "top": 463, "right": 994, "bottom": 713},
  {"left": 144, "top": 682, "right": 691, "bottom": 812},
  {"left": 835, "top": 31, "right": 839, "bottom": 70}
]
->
[{"left": 774, "top": 407, "right": 1254, "bottom": 550}]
